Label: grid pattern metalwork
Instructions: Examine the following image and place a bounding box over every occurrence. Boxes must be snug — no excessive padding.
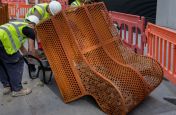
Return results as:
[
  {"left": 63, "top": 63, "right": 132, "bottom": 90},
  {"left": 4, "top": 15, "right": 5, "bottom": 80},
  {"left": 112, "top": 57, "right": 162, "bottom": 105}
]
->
[
  {"left": 36, "top": 2, "right": 163, "bottom": 115},
  {"left": 85, "top": 3, "right": 163, "bottom": 93}
]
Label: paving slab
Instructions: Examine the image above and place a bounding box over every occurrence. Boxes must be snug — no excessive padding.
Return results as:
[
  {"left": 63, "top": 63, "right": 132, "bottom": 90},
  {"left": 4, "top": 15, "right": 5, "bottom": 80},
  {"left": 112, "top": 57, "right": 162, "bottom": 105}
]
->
[{"left": 0, "top": 64, "right": 176, "bottom": 115}]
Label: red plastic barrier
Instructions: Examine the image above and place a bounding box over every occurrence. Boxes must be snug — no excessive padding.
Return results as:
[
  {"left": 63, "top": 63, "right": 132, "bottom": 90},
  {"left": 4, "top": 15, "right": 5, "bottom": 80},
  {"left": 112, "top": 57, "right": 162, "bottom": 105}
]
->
[
  {"left": 39, "top": 0, "right": 50, "bottom": 3},
  {"left": 32, "top": 0, "right": 69, "bottom": 10},
  {"left": 8, "top": 0, "right": 67, "bottom": 19},
  {"left": 8, "top": 2, "right": 32, "bottom": 19},
  {"left": 18, "top": 3, "right": 33, "bottom": 18},
  {"left": 109, "top": 11, "right": 146, "bottom": 54},
  {"left": 8, "top": 3, "right": 17, "bottom": 19},
  {"left": 146, "top": 23, "right": 176, "bottom": 84},
  {"left": 1, "top": 0, "right": 25, "bottom": 2}
]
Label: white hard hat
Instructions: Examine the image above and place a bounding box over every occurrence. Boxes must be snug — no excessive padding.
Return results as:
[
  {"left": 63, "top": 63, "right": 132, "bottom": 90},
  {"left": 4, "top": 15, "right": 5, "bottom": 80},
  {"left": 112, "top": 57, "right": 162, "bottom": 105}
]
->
[
  {"left": 26, "top": 15, "right": 39, "bottom": 25},
  {"left": 49, "top": 1, "right": 62, "bottom": 15}
]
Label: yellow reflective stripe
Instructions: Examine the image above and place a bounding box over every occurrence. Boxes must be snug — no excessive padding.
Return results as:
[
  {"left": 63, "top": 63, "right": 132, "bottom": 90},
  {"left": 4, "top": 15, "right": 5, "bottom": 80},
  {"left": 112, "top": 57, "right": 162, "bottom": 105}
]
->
[
  {"left": 0, "top": 27, "right": 17, "bottom": 52},
  {"left": 9, "top": 22, "right": 24, "bottom": 42},
  {"left": 36, "top": 5, "right": 45, "bottom": 19},
  {"left": 76, "top": 0, "right": 81, "bottom": 5},
  {"left": 72, "top": 1, "right": 80, "bottom": 6}
]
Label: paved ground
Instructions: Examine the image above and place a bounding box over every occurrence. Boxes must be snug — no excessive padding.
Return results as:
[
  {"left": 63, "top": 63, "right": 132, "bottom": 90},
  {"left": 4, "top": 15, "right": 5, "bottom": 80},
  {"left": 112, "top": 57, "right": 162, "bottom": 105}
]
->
[
  {"left": 0, "top": 64, "right": 176, "bottom": 115},
  {"left": 0, "top": 33, "right": 176, "bottom": 115}
]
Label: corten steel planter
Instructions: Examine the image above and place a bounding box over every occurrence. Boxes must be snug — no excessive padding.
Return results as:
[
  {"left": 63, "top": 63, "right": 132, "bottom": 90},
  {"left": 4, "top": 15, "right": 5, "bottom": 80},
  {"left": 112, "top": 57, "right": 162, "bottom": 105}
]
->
[
  {"left": 36, "top": 2, "right": 163, "bottom": 115},
  {"left": 0, "top": 3, "right": 9, "bottom": 25}
]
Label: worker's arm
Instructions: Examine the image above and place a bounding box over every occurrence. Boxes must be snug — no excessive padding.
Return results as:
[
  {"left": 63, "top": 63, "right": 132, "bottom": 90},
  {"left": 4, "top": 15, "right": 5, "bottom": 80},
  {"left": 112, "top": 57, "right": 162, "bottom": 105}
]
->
[
  {"left": 20, "top": 45, "right": 28, "bottom": 55},
  {"left": 22, "top": 26, "right": 38, "bottom": 57},
  {"left": 19, "top": 43, "right": 37, "bottom": 57},
  {"left": 28, "top": 39, "right": 37, "bottom": 57}
]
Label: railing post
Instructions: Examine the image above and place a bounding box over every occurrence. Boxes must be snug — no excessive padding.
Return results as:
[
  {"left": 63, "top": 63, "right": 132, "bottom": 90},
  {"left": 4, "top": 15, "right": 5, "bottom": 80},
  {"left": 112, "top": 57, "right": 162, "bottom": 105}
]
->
[
  {"left": 128, "top": 26, "right": 133, "bottom": 47},
  {"left": 173, "top": 45, "right": 176, "bottom": 76},
  {"left": 159, "top": 38, "right": 163, "bottom": 66},
  {"left": 155, "top": 36, "right": 159, "bottom": 61},
  {"left": 152, "top": 35, "right": 155, "bottom": 58},
  {"left": 25, "top": 0, "right": 28, "bottom": 4},
  {"left": 168, "top": 42, "right": 171, "bottom": 72},
  {"left": 163, "top": 40, "right": 167, "bottom": 68}
]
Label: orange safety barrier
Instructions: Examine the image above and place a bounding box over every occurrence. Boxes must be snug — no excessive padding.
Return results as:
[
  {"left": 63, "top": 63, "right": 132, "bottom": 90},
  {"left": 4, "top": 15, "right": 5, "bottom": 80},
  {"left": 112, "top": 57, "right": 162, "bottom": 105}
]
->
[
  {"left": 28, "top": 0, "right": 49, "bottom": 4},
  {"left": 1, "top": 0, "right": 25, "bottom": 2},
  {"left": 146, "top": 23, "right": 176, "bottom": 84},
  {"left": 8, "top": 3, "right": 16, "bottom": 19},
  {"left": 39, "top": 0, "right": 50, "bottom": 3},
  {"left": 18, "top": 3, "right": 32, "bottom": 18},
  {"left": 36, "top": 2, "right": 163, "bottom": 115},
  {"left": 7, "top": 0, "right": 68, "bottom": 19},
  {"left": 109, "top": 11, "right": 146, "bottom": 54},
  {"left": 8, "top": 2, "right": 32, "bottom": 19}
]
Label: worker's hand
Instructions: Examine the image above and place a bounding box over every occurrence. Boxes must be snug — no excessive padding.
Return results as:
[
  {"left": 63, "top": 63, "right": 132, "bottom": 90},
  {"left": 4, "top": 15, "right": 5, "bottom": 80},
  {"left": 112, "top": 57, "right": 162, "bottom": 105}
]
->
[
  {"left": 20, "top": 45, "right": 28, "bottom": 55},
  {"left": 29, "top": 50, "right": 39, "bottom": 58}
]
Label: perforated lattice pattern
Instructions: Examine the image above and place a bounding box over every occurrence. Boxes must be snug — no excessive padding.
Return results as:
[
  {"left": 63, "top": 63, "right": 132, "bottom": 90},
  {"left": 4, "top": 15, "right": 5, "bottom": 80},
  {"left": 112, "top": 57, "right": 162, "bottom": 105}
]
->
[
  {"left": 37, "top": 12, "right": 127, "bottom": 114},
  {"left": 52, "top": 12, "right": 127, "bottom": 114},
  {"left": 84, "top": 48, "right": 146, "bottom": 112},
  {"left": 65, "top": 6, "right": 147, "bottom": 112},
  {"left": 86, "top": 3, "right": 163, "bottom": 93},
  {"left": 111, "top": 42, "right": 163, "bottom": 92},
  {"left": 76, "top": 61, "right": 125, "bottom": 115},
  {"left": 36, "top": 2, "right": 163, "bottom": 115},
  {"left": 65, "top": 8, "right": 100, "bottom": 50},
  {"left": 36, "top": 18, "right": 83, "bottom": 102}
]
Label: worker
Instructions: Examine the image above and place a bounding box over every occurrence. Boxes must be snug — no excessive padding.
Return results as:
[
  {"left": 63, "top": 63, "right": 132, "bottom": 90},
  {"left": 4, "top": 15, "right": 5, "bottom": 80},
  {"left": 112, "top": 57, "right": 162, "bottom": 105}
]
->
[
  {"left": 0, "top": 15, "right": 39, "bottom": 97},
  {"left": 71, "top": 0, "right": 94, "bottom": 7},
  {"left": 25, "top": 1, "right": 62, "bottom": 22},
  {"left": 25, "top": 1, "right": 62, "bottom": 74},
  {"left": 25, "top": 1, "right": 62, "bottom": 54},
  {"left": 25, "top": 0, "right": 62, "bottom": 49}
]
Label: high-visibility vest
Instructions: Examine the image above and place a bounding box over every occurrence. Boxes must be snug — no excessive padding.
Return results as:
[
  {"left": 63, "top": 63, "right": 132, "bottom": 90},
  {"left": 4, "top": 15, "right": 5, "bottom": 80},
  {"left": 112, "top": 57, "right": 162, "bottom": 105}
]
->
[
  {"left": 71, "top": 0, "right": 81, "bottom": 6},
  {"left": 0, "top": 22, "right": 29, "bottom": 55},
  {"left": 26, "top": 3, "right": 50, "bottom": 21}
]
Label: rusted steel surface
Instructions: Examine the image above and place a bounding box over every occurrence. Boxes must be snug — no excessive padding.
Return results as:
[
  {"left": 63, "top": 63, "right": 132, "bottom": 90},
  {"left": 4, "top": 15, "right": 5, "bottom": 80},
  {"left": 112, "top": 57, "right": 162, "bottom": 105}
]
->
[
  {"left": 86, "top": 3, "right": 163, "bottom": 93},
  {"left": 36, "top": 12, "right": 125, "bottom": 115},
  {"left": 36, "top": 2, "right": 163, "bottom": 115}
]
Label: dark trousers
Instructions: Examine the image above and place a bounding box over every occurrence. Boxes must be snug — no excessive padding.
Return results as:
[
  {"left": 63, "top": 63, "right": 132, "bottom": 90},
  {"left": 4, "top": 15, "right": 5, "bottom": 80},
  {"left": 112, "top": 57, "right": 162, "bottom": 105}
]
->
[{"left": 0, "top": 42, "right": 23, "bottom": 91}]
